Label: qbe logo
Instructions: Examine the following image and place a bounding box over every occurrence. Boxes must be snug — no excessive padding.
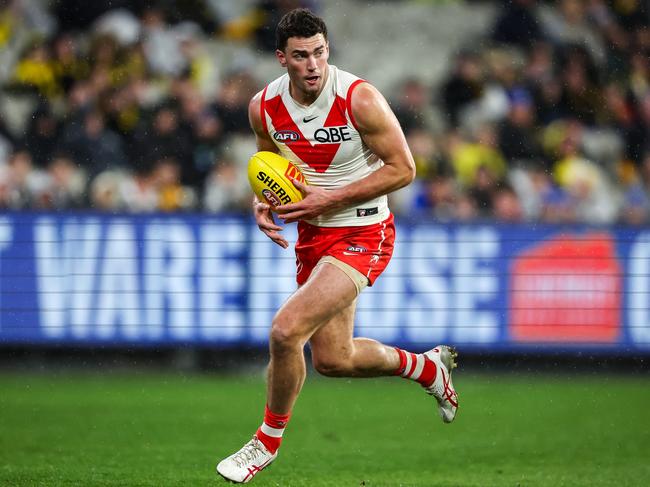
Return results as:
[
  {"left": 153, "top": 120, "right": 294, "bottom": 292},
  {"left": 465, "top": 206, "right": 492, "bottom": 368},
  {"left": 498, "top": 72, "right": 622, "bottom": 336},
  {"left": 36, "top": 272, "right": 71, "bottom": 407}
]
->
[{"left": 314, "top": 126, "right": 352, "bottom": 143}]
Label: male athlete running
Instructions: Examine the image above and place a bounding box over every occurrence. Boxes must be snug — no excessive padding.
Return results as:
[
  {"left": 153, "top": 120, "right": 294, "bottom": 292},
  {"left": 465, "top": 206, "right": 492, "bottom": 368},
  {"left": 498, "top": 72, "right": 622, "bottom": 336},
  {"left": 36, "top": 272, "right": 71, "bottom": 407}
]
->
[{"left": 217, "top": 8, "right": 458, "bottom": 483}]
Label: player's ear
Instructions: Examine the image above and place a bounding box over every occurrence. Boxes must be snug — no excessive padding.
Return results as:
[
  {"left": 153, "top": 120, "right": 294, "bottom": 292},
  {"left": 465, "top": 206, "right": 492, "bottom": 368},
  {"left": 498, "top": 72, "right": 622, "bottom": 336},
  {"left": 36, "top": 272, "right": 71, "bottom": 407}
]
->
[{"left": 276, "top": 49, "right": 287, "bottom": 67}]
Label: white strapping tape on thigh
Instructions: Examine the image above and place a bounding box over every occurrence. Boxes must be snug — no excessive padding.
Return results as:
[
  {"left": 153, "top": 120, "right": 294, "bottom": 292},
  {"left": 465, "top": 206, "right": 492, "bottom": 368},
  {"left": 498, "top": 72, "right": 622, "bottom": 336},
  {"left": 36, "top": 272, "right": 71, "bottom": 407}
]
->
[{"left": 316, "top": 255, "right": 369, "bottom": 296}]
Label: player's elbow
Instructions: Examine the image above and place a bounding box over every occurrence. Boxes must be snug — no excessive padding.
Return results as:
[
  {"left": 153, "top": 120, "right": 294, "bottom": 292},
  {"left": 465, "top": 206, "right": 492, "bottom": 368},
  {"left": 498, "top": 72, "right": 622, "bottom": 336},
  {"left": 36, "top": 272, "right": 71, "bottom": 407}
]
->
[
  {"left": 395, "top": 158, "right": 416, "bottom": 189},
  {"left": 404, "top": 160, "right": 416, "bottom": 185}
]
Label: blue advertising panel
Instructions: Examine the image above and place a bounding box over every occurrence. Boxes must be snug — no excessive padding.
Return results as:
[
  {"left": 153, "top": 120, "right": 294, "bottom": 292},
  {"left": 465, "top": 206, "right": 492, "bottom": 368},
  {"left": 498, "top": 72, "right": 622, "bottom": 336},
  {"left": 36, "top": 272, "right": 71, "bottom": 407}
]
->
[{"left": 0, "top": 213, "right": 649, "bottom": 352}]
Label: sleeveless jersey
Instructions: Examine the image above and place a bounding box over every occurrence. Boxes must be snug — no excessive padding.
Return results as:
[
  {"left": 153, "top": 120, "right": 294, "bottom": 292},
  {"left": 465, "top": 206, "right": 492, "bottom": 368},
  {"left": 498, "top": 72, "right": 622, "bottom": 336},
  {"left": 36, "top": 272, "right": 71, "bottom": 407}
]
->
[{"left": 260, "top": 65, "right": 390, "bottom": 227}]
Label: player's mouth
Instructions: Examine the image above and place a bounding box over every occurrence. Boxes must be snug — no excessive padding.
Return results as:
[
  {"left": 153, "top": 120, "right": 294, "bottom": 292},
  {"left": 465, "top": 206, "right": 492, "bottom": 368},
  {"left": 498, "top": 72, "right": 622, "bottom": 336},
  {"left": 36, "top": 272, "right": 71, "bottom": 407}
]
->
[{"left": 305, "top": 75, "right": 320, "bottom": 86}]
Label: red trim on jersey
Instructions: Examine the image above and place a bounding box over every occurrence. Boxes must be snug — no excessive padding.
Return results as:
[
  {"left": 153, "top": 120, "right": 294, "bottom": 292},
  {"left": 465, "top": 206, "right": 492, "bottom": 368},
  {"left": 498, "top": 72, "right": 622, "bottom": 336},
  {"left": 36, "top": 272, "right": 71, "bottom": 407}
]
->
[
  {"left": 260, "top": 86, "right": 268, "bottom": 133},
  {"left": 346, "top": 79, "right": 366, "bottom": 131},
  {"left": 263, "top": 94, "right": 341, "bottom": 173},
  {"left": 324, "top": 95, "right": 348, "bottom": 127}
]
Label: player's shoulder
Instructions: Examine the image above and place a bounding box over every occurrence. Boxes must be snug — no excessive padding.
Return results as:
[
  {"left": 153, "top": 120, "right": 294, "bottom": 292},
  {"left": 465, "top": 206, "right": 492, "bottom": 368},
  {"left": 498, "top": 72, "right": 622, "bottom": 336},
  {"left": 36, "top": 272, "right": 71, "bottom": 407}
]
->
[
  {"left": 349, "top": 80, "right": 391, "bottom": 132},
  {"left": 330, "top": 65, "right": 364, "bottom": 93},
  {"left": 261, "top": 72, "right": 289, "bottom": 100},
  {"left": 349, "top": 81, "right": 385, "bottom": 111},
  {"left": 249, "top": 73, "right": 288, "bottom": 117}
]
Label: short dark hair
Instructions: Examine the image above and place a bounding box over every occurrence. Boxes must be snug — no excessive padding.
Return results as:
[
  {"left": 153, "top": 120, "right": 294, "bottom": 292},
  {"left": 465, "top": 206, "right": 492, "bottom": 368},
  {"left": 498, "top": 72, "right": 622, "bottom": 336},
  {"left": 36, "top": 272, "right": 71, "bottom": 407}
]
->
[{"left": 276, "top": 8, "right": 328, "bottom": 51}]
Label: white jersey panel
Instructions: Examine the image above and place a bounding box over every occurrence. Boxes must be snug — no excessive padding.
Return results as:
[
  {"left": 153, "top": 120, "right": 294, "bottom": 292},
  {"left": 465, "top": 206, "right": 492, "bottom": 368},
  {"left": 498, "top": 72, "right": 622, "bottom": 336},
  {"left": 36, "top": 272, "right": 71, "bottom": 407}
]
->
[{"left": 260, "top": 65, "right": 389, "bottom": 227}]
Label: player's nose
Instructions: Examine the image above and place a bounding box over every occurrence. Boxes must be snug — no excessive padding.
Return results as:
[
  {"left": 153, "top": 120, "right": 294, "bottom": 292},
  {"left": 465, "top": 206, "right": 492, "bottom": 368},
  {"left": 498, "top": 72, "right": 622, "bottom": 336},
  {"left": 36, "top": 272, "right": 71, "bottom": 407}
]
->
[{"left": 306, "top": 55, "right": 318, "bottom": 70}]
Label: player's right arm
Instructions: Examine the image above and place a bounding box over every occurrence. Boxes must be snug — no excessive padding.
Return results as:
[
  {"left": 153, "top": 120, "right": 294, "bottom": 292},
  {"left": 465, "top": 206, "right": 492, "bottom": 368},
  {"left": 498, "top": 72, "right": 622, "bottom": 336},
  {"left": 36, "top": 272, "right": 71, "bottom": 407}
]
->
[{"left": 248, "top": 92, "right": 289, "bottom": 249}]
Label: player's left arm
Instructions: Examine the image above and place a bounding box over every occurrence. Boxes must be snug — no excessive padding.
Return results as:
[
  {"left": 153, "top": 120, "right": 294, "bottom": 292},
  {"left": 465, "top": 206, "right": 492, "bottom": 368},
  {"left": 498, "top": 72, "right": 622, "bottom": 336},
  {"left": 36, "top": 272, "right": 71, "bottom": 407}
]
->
[{"left": 276, "top": 82, "right": 415, "bottom": 222}]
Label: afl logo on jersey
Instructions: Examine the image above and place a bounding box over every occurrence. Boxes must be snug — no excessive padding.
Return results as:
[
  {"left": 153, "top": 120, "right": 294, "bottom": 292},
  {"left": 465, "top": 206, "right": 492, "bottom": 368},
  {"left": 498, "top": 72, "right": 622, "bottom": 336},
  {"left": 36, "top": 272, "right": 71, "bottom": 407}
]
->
[{"left": 274, "top": 130, "right": 300, "bottom": 142}]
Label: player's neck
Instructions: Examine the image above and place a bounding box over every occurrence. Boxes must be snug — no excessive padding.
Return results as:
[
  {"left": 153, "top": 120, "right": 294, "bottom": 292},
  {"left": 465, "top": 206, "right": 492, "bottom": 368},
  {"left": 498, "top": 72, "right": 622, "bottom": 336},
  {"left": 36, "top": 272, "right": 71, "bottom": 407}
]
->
[{"left": 289, "top": 65, "right": 329, "bottom": 107}]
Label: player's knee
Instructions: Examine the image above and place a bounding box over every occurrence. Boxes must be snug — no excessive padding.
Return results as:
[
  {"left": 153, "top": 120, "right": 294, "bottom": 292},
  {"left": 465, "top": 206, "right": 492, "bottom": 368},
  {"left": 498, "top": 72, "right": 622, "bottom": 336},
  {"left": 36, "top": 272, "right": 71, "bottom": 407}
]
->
[
  {"left": 270, "top": 315, "right": 305, "bottom": 350},
  {"left": 312, "top": 355, "right": 350, "bottom": 377}
]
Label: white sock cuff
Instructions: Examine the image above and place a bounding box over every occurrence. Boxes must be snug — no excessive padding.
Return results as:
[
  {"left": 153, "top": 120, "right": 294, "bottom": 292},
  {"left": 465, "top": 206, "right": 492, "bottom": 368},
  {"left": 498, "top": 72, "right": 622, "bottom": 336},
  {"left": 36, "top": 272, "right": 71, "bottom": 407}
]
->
[{"left": 260, "top": 422, "right": 285, "bottom": 438}]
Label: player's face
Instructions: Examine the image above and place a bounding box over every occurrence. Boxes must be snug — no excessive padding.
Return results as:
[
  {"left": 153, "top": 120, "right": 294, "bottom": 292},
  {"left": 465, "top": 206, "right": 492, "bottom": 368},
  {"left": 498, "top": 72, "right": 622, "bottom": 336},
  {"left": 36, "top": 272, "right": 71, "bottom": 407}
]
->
[{"left": 277, "top": 34, "right": 329, "bottom": 103}]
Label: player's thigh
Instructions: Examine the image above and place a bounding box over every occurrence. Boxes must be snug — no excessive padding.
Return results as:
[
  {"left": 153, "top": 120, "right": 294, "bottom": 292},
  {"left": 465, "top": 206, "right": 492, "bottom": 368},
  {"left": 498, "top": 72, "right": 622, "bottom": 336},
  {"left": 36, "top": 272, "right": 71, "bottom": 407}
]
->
[
  {"left": 308, "top": 299, "right": 356, "bottom": 367},
  {"left": 273, "top": 261, "right": 358, "bottom": 340}
]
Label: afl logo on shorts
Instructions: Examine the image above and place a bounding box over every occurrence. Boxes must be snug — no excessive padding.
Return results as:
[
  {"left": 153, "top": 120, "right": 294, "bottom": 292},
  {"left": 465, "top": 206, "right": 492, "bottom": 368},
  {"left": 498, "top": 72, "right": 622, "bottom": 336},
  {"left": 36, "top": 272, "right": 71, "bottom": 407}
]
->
[
  {"left": 346, "top": 246, "right": 367, "bottom": 253},
  {"left": 274, "top": 130, "right": 300, "bottom": 142}
]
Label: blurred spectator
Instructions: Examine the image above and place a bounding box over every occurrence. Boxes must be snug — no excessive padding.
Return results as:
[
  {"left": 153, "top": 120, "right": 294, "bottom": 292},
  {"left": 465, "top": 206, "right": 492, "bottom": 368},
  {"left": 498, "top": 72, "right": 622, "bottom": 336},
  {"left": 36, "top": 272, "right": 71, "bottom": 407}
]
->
[
  {"left": 553, "top": 128, "right": 620, "bottom": 223},
  {"left": 392, "top": 78, "right": 442, "bottom": 135},
  {"left": 141, "top": 6, "right": 190, "bottom": 77},
  {"left": 439, "top": 51, "right": 485, "bottom": 127},
  {"left": 11, "top": 41, "right": 58, "bottom": 98},
  {"left": 0, "top": 149, "right": 47, "bottom": 208},
  {"left": 60, "top": 108, "right": 128, "bottom": 179},
  {"left": 492, "top": 184, "right": 524, "bottom": 222},
  {"left": 131, "top": 102, "right": 193, "bottom": 174},
  {"left": 151, "top": 156, "right": 196, "bottom": 212},
  {"left": 0, "top": 118, "right": 15, "bottom": 165},
  {"left": 411, "top": 174, "right": 458, "bottom": 221},
  {"left": 450, "top": 124, "right": 506, "bottom": 188},
  {"left": 254, "top": 0, "right": 306, "bottom": 52},
  {"left": 468, "top": 164, "right": 500, "bottom": 215},
  {"left": 90, "top": 169, "right": 128, "bottom": 211},
  {"left": 532, "top": 75, "right": 565, "bottom": 125},
  {"left": 191, "top": 112, "right": 223, "bottom": 188},
  {"left": 539, "top": 0, "right": 606, "bottom": 65},
  {"left": 618, "top": 160, "right": 650, "bottom": 225},
  {"left": 497, "top": 88, "right": 546, "bottom": 166},
  {"left": 213, "top": 70, "right": 259, "bottom": 134},
  {"left": 54, "top": 0, "right": 131, "bottom": 32},
  {"left": 406, "top": 129, "right": 450, "bottom": 180},
  {"left": 39, "top": 152, "right": 87, "bottom": 209},
  {"left": 51, "top": 32, "right": 89, "bottom": 95},
  {"left": 557, "top": 47, "right": 604, "bottom": 125},
  {"left": 204, "top": 158, "right": 251, "bottom": 212},
  {"left": 118, "top": 166, "right": 158, "bottom": 212},
  {"left": 455, "top": 192, "right": 479, "bottom": 221},
  {"left": 492, "top": 0, "right": 545, "bottom": 49},
  {"left": 21, "top": 103, "right": 60, "bottom": 167}
]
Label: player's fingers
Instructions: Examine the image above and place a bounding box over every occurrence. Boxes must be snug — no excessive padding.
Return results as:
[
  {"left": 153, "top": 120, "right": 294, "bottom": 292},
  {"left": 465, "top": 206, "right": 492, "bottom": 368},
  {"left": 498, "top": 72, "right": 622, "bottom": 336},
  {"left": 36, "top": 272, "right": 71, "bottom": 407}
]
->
[
  {"left": 258, "top": 220, "right": 283, "bottom": 232},
  {"left": 291, "top": 178, "right": 308, "bottom": 194},
  {"left": 275, "top": 202, "right": 301, "bottom": 214},
  {"left": 278, "top": 210, "right": 308, "bottom": 223},
  {"left": 267, "top": 232, "right": 289, "bottom": 248}
]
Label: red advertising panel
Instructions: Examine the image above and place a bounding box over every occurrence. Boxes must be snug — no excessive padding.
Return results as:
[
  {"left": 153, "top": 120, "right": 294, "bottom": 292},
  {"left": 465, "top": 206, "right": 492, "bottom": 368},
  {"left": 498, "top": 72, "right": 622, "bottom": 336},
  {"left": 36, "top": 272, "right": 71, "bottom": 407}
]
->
[{"left": 510, "top": 233, "right": 621, "bottom": 343}]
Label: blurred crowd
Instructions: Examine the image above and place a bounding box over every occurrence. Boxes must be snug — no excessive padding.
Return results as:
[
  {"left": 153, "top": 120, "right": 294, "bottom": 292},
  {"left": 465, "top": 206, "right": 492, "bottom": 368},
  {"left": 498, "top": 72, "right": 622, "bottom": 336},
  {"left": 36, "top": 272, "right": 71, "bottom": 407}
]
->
[
  {"left": 0, "top": 0, "right": 649, "bottom": 225},
  {"left": 395, "top": 0, "right": 650, "bottom": 225}
]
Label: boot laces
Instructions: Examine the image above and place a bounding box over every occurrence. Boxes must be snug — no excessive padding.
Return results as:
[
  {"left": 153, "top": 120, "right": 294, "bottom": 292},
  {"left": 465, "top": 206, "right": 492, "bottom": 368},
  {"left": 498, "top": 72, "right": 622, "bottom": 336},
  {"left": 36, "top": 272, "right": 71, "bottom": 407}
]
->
[{"left": 232, "top": 438, "right": 267, "bottom": 468}]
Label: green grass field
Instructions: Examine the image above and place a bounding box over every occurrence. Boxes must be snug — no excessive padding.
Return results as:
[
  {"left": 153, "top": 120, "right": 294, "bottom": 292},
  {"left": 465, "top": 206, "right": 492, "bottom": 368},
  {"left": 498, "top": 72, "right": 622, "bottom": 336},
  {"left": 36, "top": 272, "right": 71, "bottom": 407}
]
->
[{"left": 0, "top": 370, "right": 648, "bottom": 486}]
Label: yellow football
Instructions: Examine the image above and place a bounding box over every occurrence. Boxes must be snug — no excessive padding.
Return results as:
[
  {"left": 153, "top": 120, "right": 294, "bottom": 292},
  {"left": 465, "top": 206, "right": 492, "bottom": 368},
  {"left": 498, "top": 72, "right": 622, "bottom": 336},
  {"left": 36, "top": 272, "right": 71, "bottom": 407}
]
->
[{"left": 247, "top": 151, "right": 306, "bottom": 208}]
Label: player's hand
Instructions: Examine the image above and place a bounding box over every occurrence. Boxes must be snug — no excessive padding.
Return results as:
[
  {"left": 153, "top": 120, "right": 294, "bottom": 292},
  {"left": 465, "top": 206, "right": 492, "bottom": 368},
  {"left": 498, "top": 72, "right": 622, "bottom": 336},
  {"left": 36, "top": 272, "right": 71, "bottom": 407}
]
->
[
  {"left": 253, "top": 199, "right": 289, "bottom": 249},
  {"left": 275, "top": 179, "right": 337, "bottom": 223}
]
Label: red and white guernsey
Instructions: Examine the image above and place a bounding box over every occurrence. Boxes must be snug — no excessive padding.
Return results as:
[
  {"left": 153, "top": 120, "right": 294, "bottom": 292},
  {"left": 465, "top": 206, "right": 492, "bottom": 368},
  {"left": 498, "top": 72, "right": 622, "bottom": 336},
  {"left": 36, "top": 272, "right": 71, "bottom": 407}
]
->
[{"left": 260, "top": 65, "right": 390, "bottom": 227}]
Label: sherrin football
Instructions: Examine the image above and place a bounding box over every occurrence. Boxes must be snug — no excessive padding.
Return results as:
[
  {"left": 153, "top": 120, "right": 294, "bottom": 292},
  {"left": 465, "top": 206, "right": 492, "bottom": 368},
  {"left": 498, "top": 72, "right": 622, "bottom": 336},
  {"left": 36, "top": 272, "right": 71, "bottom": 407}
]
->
[{"left": 247, "top": 151, "right": 306, "bottom": 208}]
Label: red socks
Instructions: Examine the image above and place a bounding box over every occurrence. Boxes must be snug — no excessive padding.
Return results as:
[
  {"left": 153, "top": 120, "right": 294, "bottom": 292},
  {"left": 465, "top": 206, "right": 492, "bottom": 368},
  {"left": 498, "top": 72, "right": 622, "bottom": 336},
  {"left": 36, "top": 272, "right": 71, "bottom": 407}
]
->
[
  {"left": 255, "top": 405, "right": 291, "bottom": 454},
  {"left": 394, "top": 347, "right": 437, "bottom": 388}
]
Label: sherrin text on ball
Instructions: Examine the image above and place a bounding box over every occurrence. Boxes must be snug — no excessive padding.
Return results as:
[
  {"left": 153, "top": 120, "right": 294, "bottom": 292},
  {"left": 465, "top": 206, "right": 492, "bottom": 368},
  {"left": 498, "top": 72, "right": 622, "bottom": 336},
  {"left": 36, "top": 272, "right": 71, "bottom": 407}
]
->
[{"left": 247, "top": 151, "right": 306, "bottom": 208}]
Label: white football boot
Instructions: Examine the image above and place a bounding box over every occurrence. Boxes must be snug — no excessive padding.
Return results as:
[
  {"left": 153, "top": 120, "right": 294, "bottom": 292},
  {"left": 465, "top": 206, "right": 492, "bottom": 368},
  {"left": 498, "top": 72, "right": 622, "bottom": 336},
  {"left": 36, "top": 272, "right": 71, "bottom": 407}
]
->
[
  {"left": 423, "top": 345, "right": 459, "bottom": 423},
  {"left": 216, "top": 436, "right": 277, "bottom": 483}
]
